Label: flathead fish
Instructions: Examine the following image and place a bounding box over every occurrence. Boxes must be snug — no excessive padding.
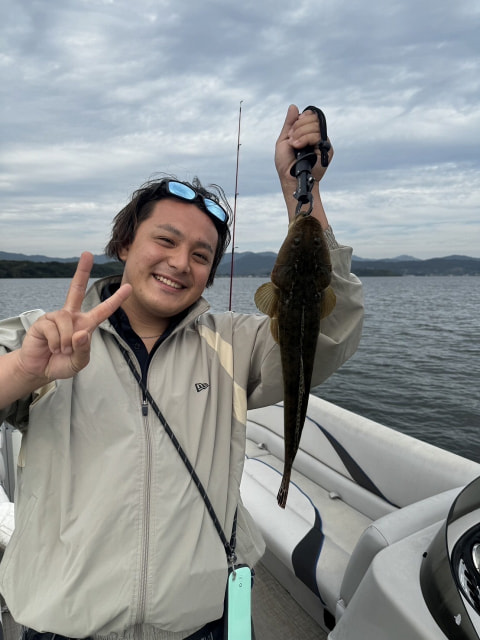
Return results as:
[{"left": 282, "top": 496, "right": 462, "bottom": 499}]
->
[{"left": 254, "top": 214, "right": 336, "bottom": 508}]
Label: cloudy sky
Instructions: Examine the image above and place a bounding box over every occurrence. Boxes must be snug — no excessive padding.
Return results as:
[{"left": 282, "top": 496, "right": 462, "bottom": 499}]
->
[{"left": 1, "top": 0, "right": 479, "bottom": 260}]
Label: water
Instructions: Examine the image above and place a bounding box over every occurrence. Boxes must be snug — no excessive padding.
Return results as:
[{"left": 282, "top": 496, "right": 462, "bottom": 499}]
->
[{"left": 1, "top": 275, "right": 479, "bottom": 462}]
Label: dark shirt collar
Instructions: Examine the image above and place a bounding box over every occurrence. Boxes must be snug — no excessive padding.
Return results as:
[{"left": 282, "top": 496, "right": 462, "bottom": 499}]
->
[{"left": 101, "top": 282, "right": 187, "bottom": 379}]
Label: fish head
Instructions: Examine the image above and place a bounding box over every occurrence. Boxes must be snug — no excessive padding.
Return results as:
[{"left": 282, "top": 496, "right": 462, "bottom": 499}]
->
[
  {"left": 272, "top": 214, "right": 332, "bottom": 289},
  {"left": 254, "top": 212, "right": 336, "bottom": 339}
]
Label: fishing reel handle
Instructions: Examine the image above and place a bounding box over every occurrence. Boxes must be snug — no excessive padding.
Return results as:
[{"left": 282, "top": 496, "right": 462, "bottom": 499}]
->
[{"left": 290, "top": 106, "right": 331, "bottom": 214}]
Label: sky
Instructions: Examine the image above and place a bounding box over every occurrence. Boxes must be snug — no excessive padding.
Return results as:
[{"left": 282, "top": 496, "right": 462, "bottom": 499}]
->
[{"left": 1, "top": 0, "right": 479, "bottom": 260}]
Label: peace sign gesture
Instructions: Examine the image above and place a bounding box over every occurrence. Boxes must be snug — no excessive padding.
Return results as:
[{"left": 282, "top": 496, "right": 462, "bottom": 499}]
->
[{"left": 1, "top": 253, "right": 131, "bottom": 408}]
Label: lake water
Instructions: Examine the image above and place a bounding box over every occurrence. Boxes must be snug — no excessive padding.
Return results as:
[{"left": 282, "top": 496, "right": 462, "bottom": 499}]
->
[{"left": 1, "top": 275, "right": 479, "bottom": 462}]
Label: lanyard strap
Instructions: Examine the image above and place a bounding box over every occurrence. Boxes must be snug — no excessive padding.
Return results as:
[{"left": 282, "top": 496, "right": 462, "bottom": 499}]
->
[{"left": 116, "top": 340, "right": 238, "bottom": 566}]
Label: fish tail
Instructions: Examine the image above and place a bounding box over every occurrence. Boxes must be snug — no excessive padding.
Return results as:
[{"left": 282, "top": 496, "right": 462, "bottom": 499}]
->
[{"left": 277, "top": 470, "right": 292, "bottom": 508}]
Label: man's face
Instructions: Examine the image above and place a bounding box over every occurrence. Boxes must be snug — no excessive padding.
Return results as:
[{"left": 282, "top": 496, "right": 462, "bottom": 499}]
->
[{"left": 119, "top": 198, "right": 219, "bottom": 335}]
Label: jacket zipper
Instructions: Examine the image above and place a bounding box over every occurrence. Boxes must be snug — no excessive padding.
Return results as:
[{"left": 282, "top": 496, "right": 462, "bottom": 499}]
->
[
  {"left": 111, "top": 334, "right": 166, "bottom": 632},
  {"left": 142, "top": 394, "right": 148, "bottom": 416},
  {"left": 135, "top": 370, "right": 153, "bottom": 632}
]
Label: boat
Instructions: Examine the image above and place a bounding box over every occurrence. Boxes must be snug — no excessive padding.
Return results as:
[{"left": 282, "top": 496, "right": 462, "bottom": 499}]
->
[
  {"left": 241, "top": 395, "right": 480, "bottom": 639},
  {"left": 2, "top": 394, "right": 480, "bottom": 639}
]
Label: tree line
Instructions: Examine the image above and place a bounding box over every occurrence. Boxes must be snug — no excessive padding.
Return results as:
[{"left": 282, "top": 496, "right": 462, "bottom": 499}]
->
[{"left": 0, "top": 261, "right": 123, "bottom": 278}]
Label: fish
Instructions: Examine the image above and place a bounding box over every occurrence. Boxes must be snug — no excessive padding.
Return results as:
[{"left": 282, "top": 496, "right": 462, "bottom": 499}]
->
[{"left": 254, "top": 213, "right": 336, "bottom": 508}]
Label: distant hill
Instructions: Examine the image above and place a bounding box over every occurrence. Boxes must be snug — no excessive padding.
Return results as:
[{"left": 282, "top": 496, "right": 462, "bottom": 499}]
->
[
  {"left": 217, "top": 252, "right": 480, "bottom": 277},
  {"left": 0, "top": 251, "right": 110, "bottom": 264},
  {"left": 353, "top": 254, "right": 421, "bottom": 262},
  {"left": 1, "top": 250, "right": 479, "bottom": 278},
  {"left": 350, "top": 255, "right": 480, "bottom": 277},
  {"left": 218, "top": 251, "right": 277, "bottom": 277},
  {"left": 0, "top": 259, "right": 122, "bottom": 279}
]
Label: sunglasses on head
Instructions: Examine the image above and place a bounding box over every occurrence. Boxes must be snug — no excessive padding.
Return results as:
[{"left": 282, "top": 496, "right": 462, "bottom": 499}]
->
[{"left": 163, "top": 180, "right": 228, "bottom": 225}]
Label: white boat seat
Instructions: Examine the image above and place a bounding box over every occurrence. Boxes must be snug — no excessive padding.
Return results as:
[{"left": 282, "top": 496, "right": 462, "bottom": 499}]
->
[
  {"left": 0, "top": 486, "right": 14, "bottom": 551},
  {"left": 241, "top": 399, "right": 480, "bottom": 627},
  {"left": 242, "top": 451, "right": 371, "bottom": 615},
  {"left": 335, "top": 486, "right": 462, "bottom": 619}
]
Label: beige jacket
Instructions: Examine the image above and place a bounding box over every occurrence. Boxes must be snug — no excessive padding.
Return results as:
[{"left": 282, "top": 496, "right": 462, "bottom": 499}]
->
[{"left": 0, "top": 242, "right": 363, "bottom": 639}]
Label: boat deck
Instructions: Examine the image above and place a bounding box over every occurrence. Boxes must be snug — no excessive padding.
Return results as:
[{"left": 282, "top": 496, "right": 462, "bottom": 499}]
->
[{"left": 252, "top": 562, "right": 328, "bottom": 639}]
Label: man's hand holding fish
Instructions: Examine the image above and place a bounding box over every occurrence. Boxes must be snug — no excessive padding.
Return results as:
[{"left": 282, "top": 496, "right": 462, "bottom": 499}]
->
[{"left": 275, "top": 104, "right": 334, "bottom": 227}]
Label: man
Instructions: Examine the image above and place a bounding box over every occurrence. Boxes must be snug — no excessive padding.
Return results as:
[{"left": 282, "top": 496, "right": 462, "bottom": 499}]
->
[{"left": 0, "top": 105, "right": 364, "bottom": 640}]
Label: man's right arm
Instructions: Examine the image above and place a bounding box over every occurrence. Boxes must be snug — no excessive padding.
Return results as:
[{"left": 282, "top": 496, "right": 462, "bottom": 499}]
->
[
  {"left": 0, "top": 252, "right": 131, "bottom": 411},
  {"left": 0, "top": 349, "right": 49, "bottom": 410}
]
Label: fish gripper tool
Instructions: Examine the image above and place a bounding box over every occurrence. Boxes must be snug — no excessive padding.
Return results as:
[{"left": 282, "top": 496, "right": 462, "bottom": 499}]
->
[{"left": 291, "top": 105, "right": 331, "bottom": 216}]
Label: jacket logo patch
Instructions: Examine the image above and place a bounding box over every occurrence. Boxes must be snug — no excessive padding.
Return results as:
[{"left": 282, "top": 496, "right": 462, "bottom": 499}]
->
[{"left": 195, "top": 382, "right": 210, "bottom": 393}]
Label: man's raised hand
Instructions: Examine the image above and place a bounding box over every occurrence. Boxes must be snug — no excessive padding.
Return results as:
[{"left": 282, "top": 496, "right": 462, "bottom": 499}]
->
[{"left": 18, "top": 252, "right": 131, "bottom": 383}]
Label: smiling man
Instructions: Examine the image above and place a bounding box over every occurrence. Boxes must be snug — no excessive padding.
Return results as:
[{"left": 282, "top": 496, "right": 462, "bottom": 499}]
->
[
  {"left": 0, "top": 105, "right": 364, "bottom": 640},
  {"left": 108, "top": 181, "right": 229, "bottom": 343}
]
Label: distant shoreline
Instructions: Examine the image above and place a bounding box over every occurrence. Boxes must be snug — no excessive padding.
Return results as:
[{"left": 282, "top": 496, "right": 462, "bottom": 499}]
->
[
  {"left": 0, "top": 260, "right": 123, "bottom": 279},
  {"left": 0, "top": 258, "right": 479, "bottom": 278},
  {"left": 1, "top": 250, "right": 480, "bottom": 279}
]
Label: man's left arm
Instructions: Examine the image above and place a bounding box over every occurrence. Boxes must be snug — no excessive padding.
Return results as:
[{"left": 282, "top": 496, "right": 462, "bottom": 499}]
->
[
  {"left": 310, "top": 233, "right": 364, "bottom": 387},
  {"left": 245, "top": 104, "right": 364, "bottom": 407}
]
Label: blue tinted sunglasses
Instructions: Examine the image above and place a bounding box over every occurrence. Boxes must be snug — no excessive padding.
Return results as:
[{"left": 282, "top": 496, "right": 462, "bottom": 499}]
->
[{"left": 164, "top": 180, "right": 228, "bottom": 225}]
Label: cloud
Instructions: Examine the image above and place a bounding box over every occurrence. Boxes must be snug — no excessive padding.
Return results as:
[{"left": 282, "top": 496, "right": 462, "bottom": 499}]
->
[{"left": 1, "top": 0, "right": 479, "bottom": 259}]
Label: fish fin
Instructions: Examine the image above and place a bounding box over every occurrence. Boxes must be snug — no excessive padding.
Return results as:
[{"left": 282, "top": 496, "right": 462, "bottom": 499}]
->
[
  {"left": 254, "top": 282, "right": 279, "bottom": 317},
  {"left": 320, "top": 286, "right": 337, "bottom": 318}
]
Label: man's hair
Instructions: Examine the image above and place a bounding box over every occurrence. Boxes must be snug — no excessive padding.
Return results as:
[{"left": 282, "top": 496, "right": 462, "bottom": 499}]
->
[{"left": 105, "top": 176, "right": 231, "bottom": 287}]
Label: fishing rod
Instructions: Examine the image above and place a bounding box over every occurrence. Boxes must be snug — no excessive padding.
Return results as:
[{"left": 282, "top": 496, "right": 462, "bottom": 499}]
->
[{"left": 228, "top": 100, "right": 243, "bottom": 311}]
